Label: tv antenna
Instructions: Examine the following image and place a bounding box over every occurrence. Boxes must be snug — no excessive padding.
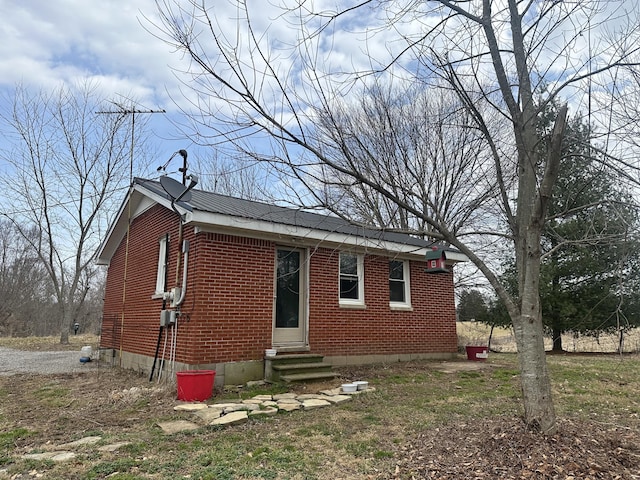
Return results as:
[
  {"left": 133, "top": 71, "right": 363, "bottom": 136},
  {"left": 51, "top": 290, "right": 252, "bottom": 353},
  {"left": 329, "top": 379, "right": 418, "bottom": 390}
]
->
[{"left": 96, "top": 102, "right": 166, "bottom": 182}]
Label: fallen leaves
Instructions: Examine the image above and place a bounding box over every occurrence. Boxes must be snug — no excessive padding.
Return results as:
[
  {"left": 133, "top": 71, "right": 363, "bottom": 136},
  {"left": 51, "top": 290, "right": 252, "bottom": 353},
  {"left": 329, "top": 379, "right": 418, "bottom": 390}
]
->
[{"left": 393, "top": 417, "right": 640, "bottom": 479}]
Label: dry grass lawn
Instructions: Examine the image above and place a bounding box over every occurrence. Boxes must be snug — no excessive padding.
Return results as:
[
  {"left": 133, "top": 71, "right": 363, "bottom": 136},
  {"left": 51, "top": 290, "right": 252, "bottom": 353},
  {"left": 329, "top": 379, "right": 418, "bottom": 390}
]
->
[
  {"left": 1, "top": 332, "right": 639, "bottom": 478},
  {"left": 457, "top": 321, "right": 640, "bottom": 353}
]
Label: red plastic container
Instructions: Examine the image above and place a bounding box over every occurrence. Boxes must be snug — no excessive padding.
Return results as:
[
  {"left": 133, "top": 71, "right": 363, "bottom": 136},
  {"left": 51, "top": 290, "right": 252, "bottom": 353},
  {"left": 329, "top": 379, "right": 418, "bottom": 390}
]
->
[
  {"left": 176, "top": 370, "right": 216, "bottom": 401},
  {"left": 465, "top": 346, "right": 488, "bottom": 361}
]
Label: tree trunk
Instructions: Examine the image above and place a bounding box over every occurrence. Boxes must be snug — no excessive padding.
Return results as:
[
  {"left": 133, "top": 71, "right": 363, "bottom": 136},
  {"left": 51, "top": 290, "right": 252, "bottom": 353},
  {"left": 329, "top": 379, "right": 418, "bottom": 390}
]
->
[
  {"left": 58, "top": 304, "right": 70, "bottom": 345},
  {"left": 514, "top": 313, "right": 555, "bottom": 432},
  {"left": 552, "top": 327, "right": 563, "bottom": 352},
  {"left": 513, "top": 290, "right": 556, "bottom": 433},
  {"left": 509, "top": 106, "right": 566, "bottom": 434}
]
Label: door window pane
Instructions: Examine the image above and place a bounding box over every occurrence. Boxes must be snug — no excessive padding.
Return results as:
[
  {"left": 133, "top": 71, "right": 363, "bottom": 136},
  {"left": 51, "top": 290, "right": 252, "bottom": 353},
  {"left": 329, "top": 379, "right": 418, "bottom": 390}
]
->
[{"left": 276, "top": 249, "right": 300, "bottom": 328}]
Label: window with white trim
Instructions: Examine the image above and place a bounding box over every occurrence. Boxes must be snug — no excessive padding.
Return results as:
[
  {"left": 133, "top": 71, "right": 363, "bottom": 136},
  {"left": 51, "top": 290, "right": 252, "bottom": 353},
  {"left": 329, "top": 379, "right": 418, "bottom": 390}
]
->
[
  {"left": 155, "top": 235, "right": 169, "bottom": 295},
  {"left": 389, "top": 259, "right": 411, "bottom": 308},
  {"left": 339, "top": 252, "right": 364, "bottom": 305}
]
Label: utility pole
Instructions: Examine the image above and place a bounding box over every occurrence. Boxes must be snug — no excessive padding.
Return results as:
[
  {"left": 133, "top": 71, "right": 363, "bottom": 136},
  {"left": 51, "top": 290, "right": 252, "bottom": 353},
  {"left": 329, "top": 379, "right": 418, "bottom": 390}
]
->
[{"left": 96, "top": 103, "right": 165, "bottom": 366}]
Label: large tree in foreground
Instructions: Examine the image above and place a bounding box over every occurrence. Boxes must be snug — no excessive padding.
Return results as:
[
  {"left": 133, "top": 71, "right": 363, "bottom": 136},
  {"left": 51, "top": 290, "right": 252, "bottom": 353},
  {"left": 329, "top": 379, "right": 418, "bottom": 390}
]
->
[
  {"left": 154, "top": 0, "right": 640, "bottom": 433},
  {"left": 0, "top": 83, "right": 149, "bottom": 344},
  {"left": 480, "top": 105, "right": 640, "bottom": 351}
]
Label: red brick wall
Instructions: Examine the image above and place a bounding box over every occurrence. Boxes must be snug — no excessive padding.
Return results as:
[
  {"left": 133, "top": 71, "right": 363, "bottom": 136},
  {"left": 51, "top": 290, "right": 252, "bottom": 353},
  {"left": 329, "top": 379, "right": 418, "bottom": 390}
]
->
[
  {"left": 101, "top": 206, "right": 458, "bottom": 365},
  {"left": 308, "top": 248, "right": 458, "bottom": 356},
  {"left": 101, "top": 205, "right": 181, "bottom": 358},
  {"left": 183, "top": 232, "right": 275, "bottom": 363}
]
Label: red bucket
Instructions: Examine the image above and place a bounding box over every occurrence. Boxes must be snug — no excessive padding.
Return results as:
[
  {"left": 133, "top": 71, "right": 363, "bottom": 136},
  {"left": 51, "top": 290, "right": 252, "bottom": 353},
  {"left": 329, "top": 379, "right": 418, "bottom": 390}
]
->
[
  {"left": 465, "top": 346, "right": 488, "bottom": 361},
  {"left": 176, "top": 370, "right": 215, "bottom": 401}
]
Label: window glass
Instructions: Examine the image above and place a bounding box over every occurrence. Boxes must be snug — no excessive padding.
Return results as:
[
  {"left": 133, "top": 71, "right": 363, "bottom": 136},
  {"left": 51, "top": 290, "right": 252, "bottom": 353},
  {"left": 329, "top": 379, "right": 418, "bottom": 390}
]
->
[
  {"left": 339, "top": 253, "right": 363, "bottom": 302},
  {"left": 389, "top": 260, "right": 405, "bottom": 303},
  {"left": 275, "top": 249, "right": 301, "bottom": 328}
]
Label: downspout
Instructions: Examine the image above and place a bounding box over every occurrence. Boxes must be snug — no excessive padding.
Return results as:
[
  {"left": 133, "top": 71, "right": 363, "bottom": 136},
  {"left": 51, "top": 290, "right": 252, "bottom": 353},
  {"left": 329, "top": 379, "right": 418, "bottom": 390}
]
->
[
  {"left": 176, "top": 240, "right": 190, "bottom": 307},
  {"left": 158, "top": 169, "right": 198, "bottom": 378}
]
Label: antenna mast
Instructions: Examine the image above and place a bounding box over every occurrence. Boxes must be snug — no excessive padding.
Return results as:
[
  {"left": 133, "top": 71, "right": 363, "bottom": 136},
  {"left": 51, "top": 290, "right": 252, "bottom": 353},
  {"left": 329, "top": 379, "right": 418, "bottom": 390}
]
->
[
  {"left": 96, "top": 103, "right": 165, "bottom": 367},
  {"left": 96, "top": 103, "right": 166, "bottom": 182}
]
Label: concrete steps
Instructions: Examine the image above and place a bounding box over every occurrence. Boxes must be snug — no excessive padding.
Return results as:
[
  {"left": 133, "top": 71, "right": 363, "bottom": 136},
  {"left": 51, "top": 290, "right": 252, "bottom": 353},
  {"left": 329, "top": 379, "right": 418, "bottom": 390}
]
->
[{"left": 265, "top": 353, "right": 336, "bottom": 384}]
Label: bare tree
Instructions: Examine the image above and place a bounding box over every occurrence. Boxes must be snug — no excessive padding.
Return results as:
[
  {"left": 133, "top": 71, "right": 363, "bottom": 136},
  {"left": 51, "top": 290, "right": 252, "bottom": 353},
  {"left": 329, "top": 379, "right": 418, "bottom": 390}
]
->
[
  {"left": 0, "top": 83, "right": 148, "bottom": 344},
  {"left": 190, "top": 147, "right": 274, "bottom": 201},
  {"left": 314, "top": 83, "right": 501, "bottom": 237},
  {"left": 0, "top": 221, "right": 52, "bottom": 336},
  {"left": 153, "top": 0, "right": 640, "bottom": 433}
]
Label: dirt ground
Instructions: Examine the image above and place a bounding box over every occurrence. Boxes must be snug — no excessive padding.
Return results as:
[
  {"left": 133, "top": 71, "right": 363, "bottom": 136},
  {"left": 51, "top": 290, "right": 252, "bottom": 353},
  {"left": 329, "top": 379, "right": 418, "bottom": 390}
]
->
[{"left": 2, "top": 360, "right": 639, "bottom": 479}]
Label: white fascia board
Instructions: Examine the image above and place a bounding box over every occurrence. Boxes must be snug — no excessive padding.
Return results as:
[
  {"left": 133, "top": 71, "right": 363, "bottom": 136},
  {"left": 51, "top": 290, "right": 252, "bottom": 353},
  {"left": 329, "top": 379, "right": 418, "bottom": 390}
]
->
[
  {"left": 95, "top": 184, "right": 173, "bottom": 265},
  {"left": 188, "top": 210, "right": 432, "bottom": 259}
]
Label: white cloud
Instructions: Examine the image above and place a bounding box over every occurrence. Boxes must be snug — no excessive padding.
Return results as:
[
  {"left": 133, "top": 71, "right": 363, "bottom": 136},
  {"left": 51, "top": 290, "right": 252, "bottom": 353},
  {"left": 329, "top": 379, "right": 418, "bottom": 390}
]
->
[{"left": 0, "top": 0, "right": 180, "bottom": 106}]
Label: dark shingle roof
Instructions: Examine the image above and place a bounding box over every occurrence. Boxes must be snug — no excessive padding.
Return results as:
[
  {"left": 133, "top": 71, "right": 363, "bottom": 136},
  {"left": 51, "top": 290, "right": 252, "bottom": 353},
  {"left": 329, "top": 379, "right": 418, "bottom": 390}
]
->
[{"left": 136, "top": 177, "right": 433, "bottom": 249}]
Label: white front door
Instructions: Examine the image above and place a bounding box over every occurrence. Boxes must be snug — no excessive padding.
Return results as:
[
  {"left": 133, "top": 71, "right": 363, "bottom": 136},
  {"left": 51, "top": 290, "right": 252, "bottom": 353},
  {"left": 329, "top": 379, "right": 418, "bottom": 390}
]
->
[{"left": 273, "top": 247, "right": 307, "bottom": 346}]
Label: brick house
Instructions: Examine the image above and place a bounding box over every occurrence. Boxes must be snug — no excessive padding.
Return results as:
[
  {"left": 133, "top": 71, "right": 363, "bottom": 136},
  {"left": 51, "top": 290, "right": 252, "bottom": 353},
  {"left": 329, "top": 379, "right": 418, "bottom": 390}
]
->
[{"left": 96, "top": 177, "right": 466, "bottom": 386}]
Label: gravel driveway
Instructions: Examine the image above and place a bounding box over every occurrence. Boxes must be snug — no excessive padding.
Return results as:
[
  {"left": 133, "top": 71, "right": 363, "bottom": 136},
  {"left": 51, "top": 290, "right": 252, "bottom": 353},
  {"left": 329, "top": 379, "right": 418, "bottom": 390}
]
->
[{"left": 0, "top": 346, "right": 102, "bottom": 375}]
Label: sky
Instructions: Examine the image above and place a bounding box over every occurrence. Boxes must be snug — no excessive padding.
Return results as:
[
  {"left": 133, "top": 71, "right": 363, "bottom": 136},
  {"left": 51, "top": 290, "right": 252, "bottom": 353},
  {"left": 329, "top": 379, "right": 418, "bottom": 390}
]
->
[
  {"left": 0, "top": 0, "right": 638, "bottom": 181},
  {"left": 1, "top": 0, "right": 638, "bottom": 287},
  {"left": 0, "top": 0, "right": 219, "bottom": 175}
]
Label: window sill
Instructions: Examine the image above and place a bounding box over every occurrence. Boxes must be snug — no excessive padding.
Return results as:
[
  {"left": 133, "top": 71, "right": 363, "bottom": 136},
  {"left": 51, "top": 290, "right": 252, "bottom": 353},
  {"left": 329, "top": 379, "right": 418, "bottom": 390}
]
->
[
  {"left": 390, "top": 304, "right": 413, "bottom": 312},
  {"left": 339, "top": 301, "right": 367, "bottom": 310}
]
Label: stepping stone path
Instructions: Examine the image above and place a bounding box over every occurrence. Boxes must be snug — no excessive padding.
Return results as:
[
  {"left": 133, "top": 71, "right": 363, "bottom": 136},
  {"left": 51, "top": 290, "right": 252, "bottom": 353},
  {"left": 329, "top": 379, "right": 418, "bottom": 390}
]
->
[
  {"left": 167, "top": 385, "right": 374, "bottom": 434},
  {"left": 11, "top": 384, "right": 373, "bottom": 468},
  {"left": 18, "top": 437, "right": 132, "bottom": 463}
]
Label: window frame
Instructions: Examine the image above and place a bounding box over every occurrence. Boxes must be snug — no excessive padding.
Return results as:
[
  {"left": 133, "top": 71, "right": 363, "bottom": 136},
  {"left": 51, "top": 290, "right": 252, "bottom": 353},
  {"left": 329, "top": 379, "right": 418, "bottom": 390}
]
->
[
  {"left": 389, "top": 258, "right": 412, "bottom": 310},
  {"left": 338, "top": 252, "right": 365, "bottom": 307}
]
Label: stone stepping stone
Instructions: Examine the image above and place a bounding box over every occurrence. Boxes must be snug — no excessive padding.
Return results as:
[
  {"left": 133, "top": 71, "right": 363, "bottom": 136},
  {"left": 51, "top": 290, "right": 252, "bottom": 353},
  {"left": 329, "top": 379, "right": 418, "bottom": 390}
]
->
[
  {"left": 194, "top": 408, "right": 223, "bottom": 424},
  {"left": 58, "top": 436, "right": 102, "bottom": 448},
  {"left": 174, "top": 403, "right": 209, "bottom": 411},
  {"left": 249, "top": 407, "right": 278, "bottom": 417},
  {"left": 211, "top": 411, "right": 248, "bottom": 426},
  {"left": 301, "top": 398, "right": 331, "bottom": 410},
  {"left": 297, "top": 394, "right": 327, "bottom": 400},
  {"left": 251, "top": 394, "right": 273, "bottom": 401},
  {"left": 210, "top": 402, "right": 244, "bottom": 409},
  {"left": 277, "top": 402, "right": 301, "bottom": 412},
  {"left": 321, "top": 394, "right": 352, "bottom": 404},
  {"left": 98, "top": 442, "right": 131, "bottom": 453},
  {"left": 224, "top": 403, "right": 259, "bottom": 413},
  {"left": 22, "top": 451, "right": 76, "bottom": 462},
  {"left": 320, "top": 388, "right": 342, "bottom": 396},
  {"left": 273, "top": 393, "right": 297, "bottom": 400},
  {"left": 276, "top": 398, "right": 301, "bottom": 405},
  {"left": 158, "top": 420, "right": 200, "bottom": 434}
]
